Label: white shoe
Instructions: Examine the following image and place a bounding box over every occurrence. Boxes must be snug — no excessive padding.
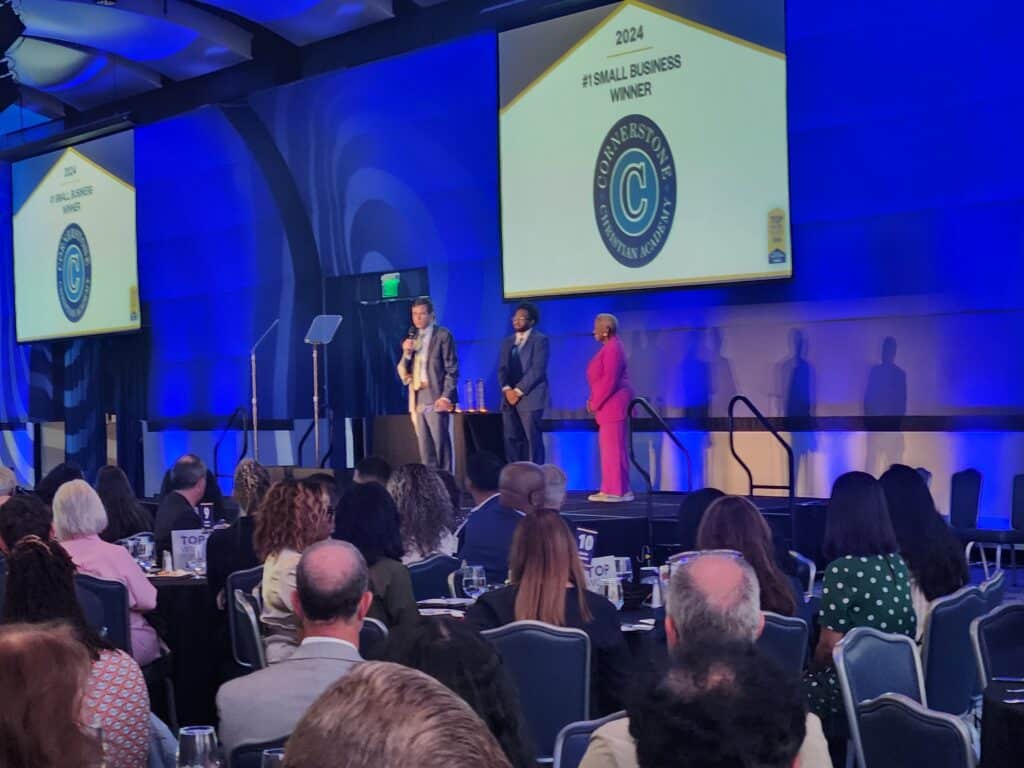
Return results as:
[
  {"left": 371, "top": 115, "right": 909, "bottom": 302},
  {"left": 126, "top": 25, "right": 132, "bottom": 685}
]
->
[{"left": 587, "top": 492, "right": 612, "bottom": 502}]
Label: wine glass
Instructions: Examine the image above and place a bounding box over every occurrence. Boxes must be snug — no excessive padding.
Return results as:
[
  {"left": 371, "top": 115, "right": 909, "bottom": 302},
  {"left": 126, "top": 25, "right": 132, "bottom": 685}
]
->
[
  {"left": 177, "top": 725, "right": 221, "bottom": 767},
  {"left": 600, "top": 577, "right": 624, "bottom": 610},
  {"left": 261, "top": 748, "right": 286, "bottom": 767},
  {"left": 614, "top": 556, "right": 634, "bottom": 584},
  {"left": 461, "top": 565, "right": 487, "bottom": 599}
]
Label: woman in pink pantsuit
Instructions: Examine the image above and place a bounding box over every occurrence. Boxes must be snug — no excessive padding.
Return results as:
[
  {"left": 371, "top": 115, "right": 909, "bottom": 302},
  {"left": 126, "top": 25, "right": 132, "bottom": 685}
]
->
[{"left": 586, "top": 314, "right": 634, "bottom": 502}]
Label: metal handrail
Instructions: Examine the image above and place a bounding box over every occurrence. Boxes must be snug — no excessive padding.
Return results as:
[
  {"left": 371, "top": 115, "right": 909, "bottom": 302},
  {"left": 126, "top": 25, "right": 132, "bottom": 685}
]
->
[
  {"left": 214, "top": 407, "right": 248, "bottom": 481},
  {"left": 727, "top": 395, "right": 794, "bottom": 508}
]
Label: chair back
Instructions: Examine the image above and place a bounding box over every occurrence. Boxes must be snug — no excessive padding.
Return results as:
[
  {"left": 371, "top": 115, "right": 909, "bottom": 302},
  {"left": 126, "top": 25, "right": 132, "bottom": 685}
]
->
[
  {"left": 949, "top": 469, "right": 981, "bottom": 529},
  {"left": 408, "top": 554, "right": 461, "bottom": 601},
  {"left": 483, "top": 620, "right": 591, "bottom": 761},
  {"left": 226, "top": 566, "right": 264, "bottom": 670},
  {"left": 858, "top": 693, "right": 975, "bottom": 768},
  {"left": 230, "top": 737, "right": 287, "bottom": 768},
  {"left": 1012, "top": 473, "right": 1024, "bottom": 531},
  {"left": 834, "top": 627, "right": 926, "bottom": 768},
  {"left": 232, "top": 589, "right": 266, "bottom": 670},
  {"left": 359, "top": 617, "right": 390, "bottom": 661},
  {"left": 75, "top": 573, "right": 132, "bottom": 654},
  {"left": 971, "top": 602, "right": 1024, "bottom": 686},
  {"left": 921, "top": 585, "right": 987, "bottom": 715},
  {"left": 553, "top": 711, "right": 627, "bottom": 768},
  {"left": 756, "top": 612, "right": 808, "bottom": 676},
  {"left": 980, "top": 570, "right": 1005, "bottom": 612}
]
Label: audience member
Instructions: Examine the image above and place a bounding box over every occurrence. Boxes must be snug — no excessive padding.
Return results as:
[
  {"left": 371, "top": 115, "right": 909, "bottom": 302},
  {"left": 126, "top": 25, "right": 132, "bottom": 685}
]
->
[
  {"left": 696, "top": 495, "right": 797, "bottom": 616},
  {"left": 284, "top": 661, "right": 513, "bottom": 768},
  {"left": 458, "top": 451, "right": 522, "bottom": 583},
  {"left": 631, "top": 641, "right": 806, "bottom": 768},
  {"left": 436, "top": 469, "right": 465, "bottom": 528},
  {"left": 0, "top": 493, "right": 52, "bottom": 552},
  {"left": 675, "top": 487, "right": 724, "bottom": 552},
  {"left": 804, "top": 472, "right": 915, "bottom": 748},
  {"left": 0, "top": 466, "right": 16, "bottom": 506},
  {"left": 95, "top": 466, "right": 153, "bottom": 543},
  {"left": 0, "top": 622, "right": 103, "bottom": 768},
  {"left": 880, "top": 464, "right": 968, "bottom": 639},
  {"left": 206, "top": 459, "right": 270, "bottom": 608},
  {"left": 254, "top": 478, "right": 334, "bottom": 662},
  {"left": 541, "top": 463, "right": 568, "bottom": 510},
  {"left": 3, "top": 538, "right": 150, "bottom": 768},
  {"left": 53, "top": 480, "right": 161, "bottom": 665},
  {"left": 153, "top": 454, "right": 207, "bottom": 556},
  {"left": 468, "top": 509, "right": 631, "bottom": 715},
  {"left": 580, "top": 552, "right": 831, "bottom": 768},
  {"left": 353, "top": 455, "right": 392, "bottom": 486},
  {"left": 217, "top": 540, "right": 371, "bottom": 753},
  {"left": 499, "top": 461, "right": 547, "bottom": 514},
  {"left": 334, "top": 482, "right": 419, "bottom": 634},
  {"left": 388, "top": 617, "right": 535, "bottom": 768},
  {"left": 388, "top": 463, "right": 458, "bottom": 563},
  {"left": 35, "top": 462, "right": 84, "bottom": 506}
]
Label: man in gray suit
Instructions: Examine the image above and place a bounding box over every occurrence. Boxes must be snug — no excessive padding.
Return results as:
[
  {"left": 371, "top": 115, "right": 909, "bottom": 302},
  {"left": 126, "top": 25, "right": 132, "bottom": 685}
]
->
[
  {"left": 397, "top": 296, "right": 459, "bottom": 471},
  {"left": 498, "top": 302, "right": 549, "bottom": 464},
  {"left": 216, "top": 540, "right": 372, "bottom": 753}
]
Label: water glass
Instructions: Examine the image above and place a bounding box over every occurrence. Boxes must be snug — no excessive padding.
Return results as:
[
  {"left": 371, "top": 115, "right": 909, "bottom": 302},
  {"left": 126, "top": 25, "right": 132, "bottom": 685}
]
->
[
  {"left": 614, "top": 556, "right": 634, "bottom": 583},
  {"left": 601, "top": 577, "right": 624, "bottom": 610},
  {"left": 261, "top": 748, "right": 286, "bottom": 767},
  {"left": 177, "top": 725, "right": 221, "bottom": 768},
  {"left": 461, "top": 565, "right": 487, "bottom": 599},
  {"left": 136, "top": 538, "right": 155, "bottom": 572}
]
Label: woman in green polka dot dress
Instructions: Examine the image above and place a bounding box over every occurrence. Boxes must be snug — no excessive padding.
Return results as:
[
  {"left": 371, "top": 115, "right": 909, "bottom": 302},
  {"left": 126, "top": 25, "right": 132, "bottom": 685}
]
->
[{"left": 803, "top": 472, "right": 916, "bottom": 745}]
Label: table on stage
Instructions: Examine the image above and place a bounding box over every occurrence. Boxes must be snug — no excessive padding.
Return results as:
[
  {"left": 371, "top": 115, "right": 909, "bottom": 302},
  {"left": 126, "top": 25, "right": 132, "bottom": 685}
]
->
[{"left": 982, "top": 680, "right": 1024, "bottom": 768}]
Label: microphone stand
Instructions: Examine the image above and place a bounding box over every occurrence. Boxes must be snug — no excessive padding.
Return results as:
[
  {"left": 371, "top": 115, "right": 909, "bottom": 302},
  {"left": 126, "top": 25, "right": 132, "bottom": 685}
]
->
[{"left": 250, "top": 319, "right": 279, "bottom": 462}]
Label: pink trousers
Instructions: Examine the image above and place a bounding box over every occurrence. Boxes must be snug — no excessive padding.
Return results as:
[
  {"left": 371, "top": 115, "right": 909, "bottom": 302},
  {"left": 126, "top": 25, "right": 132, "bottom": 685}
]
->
[{"left": 599, "top": 419, "right": 630, "bottom": 496}]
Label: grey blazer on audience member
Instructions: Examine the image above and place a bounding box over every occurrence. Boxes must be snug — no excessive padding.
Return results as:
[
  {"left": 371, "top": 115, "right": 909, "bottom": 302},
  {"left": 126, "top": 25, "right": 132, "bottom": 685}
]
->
[{"left": 216, "top": 639, "right": 363, "bottom": 753}]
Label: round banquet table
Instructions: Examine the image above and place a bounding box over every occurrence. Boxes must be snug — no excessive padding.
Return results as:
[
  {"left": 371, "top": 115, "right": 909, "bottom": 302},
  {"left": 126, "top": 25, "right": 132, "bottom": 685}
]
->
[{"left": 981, "top": 680, "right": 1024, "bottom": 768}]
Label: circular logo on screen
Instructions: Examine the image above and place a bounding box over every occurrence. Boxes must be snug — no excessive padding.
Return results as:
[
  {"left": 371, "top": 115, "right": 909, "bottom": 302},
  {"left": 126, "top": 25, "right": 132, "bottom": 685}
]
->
[
  {"left": 593, "top": 115, "right": 676, "bottom": 268},
  {"left": 56, "top": 223, "right": 92, "bottom": 323}
]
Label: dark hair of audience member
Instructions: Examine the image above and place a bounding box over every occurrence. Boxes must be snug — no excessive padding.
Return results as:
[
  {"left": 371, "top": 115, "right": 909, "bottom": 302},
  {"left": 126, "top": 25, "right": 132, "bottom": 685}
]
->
[
  {"left": 823, "top": 471, "right": 899, "bottom": 561},
  {"left": 2, "top": 536, "right": 114, "bottom": 661},
  {"left": 302, "top": 473, "right": 340, "bottom": 521},
  {"left": 696, "top": 496, "right": 796, "bottom": 617},
  {"left": 676, "top": 487, "right": 724, "bottom": 551},
  {"left": 509, "top": 509, "right": 591, "bottom": 625},
  {"left": 436, "top": 469, "right": 462, "bottom": 517},
  {"left": 334, "top": 481, "right": 405, "bottom": 565},
  {"left": 253, "top": 479, "right": 332, "bottom": 561},
  {"left": 388, "top": 464, "right": 454, "bottom": 557},
  {"left": 0, "top": 622, "right": 103, "bottom": 768},
  {"left": 388, "top": 617, "right": 534, "bottom": 768},
  {"left": 880, "top": 464, "right": 968, "bottom": 601},
  {"left": 35, "top": 462, "right": 84, "bottom": 506},
  {"left": 629, "top": 641, "right": 806, "bottom": 768},
  {"left": 94, "top": 465, "right": 153, "bottom": 543},
  {"left": 355, "top": 456, "right": 392, "bottom": 485},
  {"left": 466, "top": 451, "right": 505, "bottom": 493},
  {"left": 0, "top": 494, "right": 53, "bottom": 551}
]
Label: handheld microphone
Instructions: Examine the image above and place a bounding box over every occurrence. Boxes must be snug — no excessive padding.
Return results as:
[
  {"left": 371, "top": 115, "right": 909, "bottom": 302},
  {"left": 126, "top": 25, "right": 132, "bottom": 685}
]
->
[{"left": 407, "top": 326, "right": 418, "bottom": 340}]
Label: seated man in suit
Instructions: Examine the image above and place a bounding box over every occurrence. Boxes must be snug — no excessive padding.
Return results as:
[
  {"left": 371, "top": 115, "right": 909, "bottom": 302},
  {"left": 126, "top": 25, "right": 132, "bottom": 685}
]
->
[
  {"left": 216, "top": 539, "right": 372, "bottom": 753},
  {"left": 456, "top": 452, "right": 523, "bottom": 584},
  {"left": 498, "top": 302, "right": 549, "bottom": 464},
  {"left": 154, "top": 454, "right": 207, "bottom": 557}
]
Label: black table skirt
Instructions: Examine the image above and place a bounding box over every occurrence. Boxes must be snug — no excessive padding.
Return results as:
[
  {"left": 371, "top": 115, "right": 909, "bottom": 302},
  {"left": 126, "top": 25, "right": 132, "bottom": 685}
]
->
[{"left": 982, "top": 681, "right": 1024, "bottom": 768}]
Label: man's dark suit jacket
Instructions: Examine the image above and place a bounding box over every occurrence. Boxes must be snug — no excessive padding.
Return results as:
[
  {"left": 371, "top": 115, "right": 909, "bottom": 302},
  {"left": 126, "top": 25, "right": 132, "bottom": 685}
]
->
[
  {"left": 456, "top": 495, "right": 523, "bottom": 584},
  {"left": 205, "top": 516, "right": 259, "bottom": 602},
  {"left": 497, "top": 330, "right": 550, "bottom": 412},
  {"left": 154, "top": 491, "right": 201, "bottom": 556},
  {"left": 397, "top": 324, "right": 459, "bottom": 407}
]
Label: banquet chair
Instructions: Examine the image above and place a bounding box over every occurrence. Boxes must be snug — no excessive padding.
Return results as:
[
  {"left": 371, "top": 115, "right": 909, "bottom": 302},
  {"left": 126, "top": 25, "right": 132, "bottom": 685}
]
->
[
  {"left": 408, "top": 554, "right": 461, "bottom": 600},
  {"left": 483, "top": 620, "right": 591, "bottom": 763},
  {"left": 971, "top": 602, "right": 1024, "bottom": 687},
  {"left": 979, "top": 570, "right": 1005, "bottom": 613},
  {"left": 757, "top": 612, "right": 808, "bottom": 676},
  {"left": 358, "top": 617, "right": 390, "bottom": 660},
  {"left": 553, "top": 711, "right": 626, "bottom": 768},
  {"left": 230, "top": 736, "right": 287, "bottom": 768},
  {"left": 834, "top": 627, "right": 926, "bottom": 768},
  {"left": 232, "top": 589, "right": 267, "bottom": 670},
  {"left": 921, "top": 585, "right": 987, "bottom": 715},
  {"left": 951, "top": 470, "right": 1024, "bottom": 583},
  {"left": 857, "top": 693, "right": 975, "bottom": 768},
  {"left": 226, "top": 566, "right": 264, "bottom": 670}
]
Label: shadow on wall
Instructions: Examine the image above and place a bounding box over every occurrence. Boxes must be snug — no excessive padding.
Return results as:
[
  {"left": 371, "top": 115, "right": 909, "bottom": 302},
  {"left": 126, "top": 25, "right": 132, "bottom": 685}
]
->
[
  {"left": 864, "top": 336, "right": 908, "bottom": 476},
  {"left": 774, "top": 329, "right": 817, "bottom": 490}
]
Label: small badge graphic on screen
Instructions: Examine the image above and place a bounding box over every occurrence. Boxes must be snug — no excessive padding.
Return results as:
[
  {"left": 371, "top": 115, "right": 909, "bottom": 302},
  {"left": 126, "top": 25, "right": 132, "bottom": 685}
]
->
[
  {"left": 767, "top": 208, "right": 788, "bottom": 264},
  {"left": 56, "top": 223, "right": 92, "bottom": 323},
  {"left": 593, "top": 114, "right": 676, "bottom": 268}
]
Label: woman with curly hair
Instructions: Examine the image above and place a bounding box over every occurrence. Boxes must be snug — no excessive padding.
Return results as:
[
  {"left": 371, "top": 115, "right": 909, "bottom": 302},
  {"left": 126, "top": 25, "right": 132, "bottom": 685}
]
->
[
  {"left": 254, "top": 478, "right": 334, "bottom": 662},
  {"left": 387, "top": 464, "right": 458, "bottom": 563},
  {"left": 206, "top": 459, "right": 271, "bottom": 607}
]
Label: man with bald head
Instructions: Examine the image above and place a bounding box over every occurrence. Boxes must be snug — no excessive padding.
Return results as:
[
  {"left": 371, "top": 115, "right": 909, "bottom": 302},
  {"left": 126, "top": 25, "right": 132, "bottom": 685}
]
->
[
  {"left": 217, "top": 540, "right": 373, "bottom": 752},
  {"left": 580, "top": 553, "right": 832, "bottom": 768}
]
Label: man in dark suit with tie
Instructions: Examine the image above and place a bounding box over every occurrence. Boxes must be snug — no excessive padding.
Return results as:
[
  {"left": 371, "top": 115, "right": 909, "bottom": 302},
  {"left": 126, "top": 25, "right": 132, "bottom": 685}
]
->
[
  {"left": 397, "top": 296, "right": 459, "bottom": 471},
  {"left": 498, "top": 302, "right": 549, "bottom": 464}
]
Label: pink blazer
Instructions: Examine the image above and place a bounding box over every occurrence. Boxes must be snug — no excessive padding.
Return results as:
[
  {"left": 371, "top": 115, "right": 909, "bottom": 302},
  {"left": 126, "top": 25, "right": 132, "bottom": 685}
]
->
[{"left": 586, "top": 336, "right": 633, "bottom": 425}]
